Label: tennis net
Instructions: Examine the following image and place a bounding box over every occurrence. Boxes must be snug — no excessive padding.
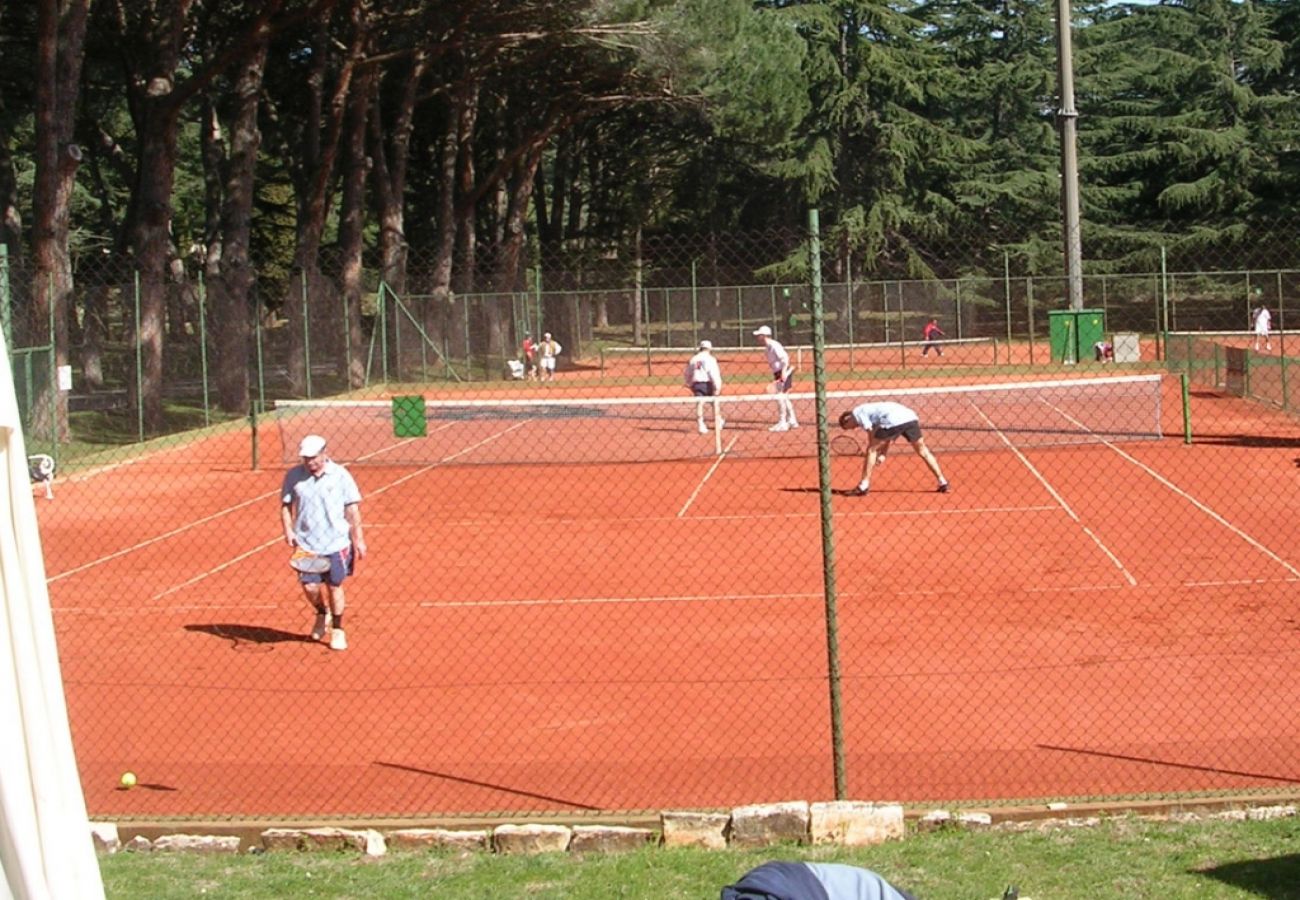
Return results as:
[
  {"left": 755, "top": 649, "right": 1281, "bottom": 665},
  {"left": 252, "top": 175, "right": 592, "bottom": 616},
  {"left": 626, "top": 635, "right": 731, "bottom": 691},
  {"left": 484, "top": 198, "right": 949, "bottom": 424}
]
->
[
  {"left": 599, "top": 337, "right": 1000, "bottom": 378},
  {"left": 271, "top": 374, "right": 1164, "bottom": 467}
]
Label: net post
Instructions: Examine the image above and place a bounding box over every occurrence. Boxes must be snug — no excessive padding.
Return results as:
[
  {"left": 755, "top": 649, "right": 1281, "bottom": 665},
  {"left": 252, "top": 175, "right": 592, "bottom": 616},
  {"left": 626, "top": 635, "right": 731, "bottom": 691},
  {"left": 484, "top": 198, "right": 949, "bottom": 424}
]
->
[
  {"left": 1181, "top": 372, "right": 1191, "bottom": 444},
  {"left": 712, "top": 396, "right": 722, "bottom": 455}
]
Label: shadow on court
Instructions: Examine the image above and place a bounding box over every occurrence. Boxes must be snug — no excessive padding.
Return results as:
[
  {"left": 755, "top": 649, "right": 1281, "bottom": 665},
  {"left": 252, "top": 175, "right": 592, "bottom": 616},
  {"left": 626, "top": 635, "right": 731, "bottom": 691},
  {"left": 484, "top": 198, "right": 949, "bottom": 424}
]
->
[
  {"left": 115, "top": 781, "right": 177, "bottom": 793},
  {"left": 373, "top": 761, "right": 602, "bottom": 810},
  {"left": 185, "top": 623, "right": 313, "bottom": 648}
]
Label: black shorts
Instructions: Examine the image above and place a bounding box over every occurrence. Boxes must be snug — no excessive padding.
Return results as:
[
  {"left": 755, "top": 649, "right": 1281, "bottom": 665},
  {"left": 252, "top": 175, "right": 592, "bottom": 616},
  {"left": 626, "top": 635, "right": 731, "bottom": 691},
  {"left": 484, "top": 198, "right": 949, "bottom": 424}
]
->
[
  {"left": 874, "top": 420, "right": 922, "bottom": 443},
  {"left": 691, "top": 382, "right": 716, "bottom": 397}
]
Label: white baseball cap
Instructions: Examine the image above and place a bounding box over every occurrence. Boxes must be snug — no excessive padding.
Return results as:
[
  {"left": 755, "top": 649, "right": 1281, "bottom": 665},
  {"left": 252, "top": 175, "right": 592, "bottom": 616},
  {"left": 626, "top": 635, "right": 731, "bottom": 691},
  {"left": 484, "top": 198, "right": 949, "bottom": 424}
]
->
[
  {"left": 298, "top": 434, "right": 327, "bottom": 458},
  {"left": 699, "top": 339, "right": 712, "bottom": 350},
  {"left": 753, "top": 325, "right": 772, "bottom": 337}
]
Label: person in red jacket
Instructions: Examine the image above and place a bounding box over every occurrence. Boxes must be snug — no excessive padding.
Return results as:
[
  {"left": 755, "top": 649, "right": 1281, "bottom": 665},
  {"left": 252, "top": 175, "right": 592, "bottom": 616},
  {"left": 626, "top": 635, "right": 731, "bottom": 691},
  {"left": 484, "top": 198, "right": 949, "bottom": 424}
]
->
[{"left": 921, "top": 317, "right": 945, "bottom": 356}]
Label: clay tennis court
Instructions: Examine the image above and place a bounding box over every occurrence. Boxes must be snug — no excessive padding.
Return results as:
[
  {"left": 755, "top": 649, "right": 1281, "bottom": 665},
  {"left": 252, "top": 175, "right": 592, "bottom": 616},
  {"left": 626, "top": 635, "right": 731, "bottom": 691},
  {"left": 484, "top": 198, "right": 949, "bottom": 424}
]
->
[{"left": 38, "top": 370, "right": 1300, "bottom": 821}]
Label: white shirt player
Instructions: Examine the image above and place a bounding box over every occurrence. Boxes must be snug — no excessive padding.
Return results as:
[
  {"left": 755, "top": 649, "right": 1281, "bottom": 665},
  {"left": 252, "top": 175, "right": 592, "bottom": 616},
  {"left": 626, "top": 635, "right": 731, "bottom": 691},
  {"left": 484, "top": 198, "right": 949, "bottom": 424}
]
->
[
  {"left": 849, "top": 401, "right": 919, "bottom": 432},
  {"left": 684, "top": 349, "right": 723, "bottom": 392},
  {"left": 1254, "top": 306, "right": 1271, "bottom": 334},
  {"left": 763, "top": 338, "right": 791, "bottom": 378}
]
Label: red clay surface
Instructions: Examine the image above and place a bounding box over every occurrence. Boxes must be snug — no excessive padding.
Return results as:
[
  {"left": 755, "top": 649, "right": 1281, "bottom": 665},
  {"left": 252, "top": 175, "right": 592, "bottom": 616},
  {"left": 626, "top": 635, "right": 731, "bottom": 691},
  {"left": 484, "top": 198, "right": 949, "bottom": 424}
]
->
[{"left": 38, "top": 363, "right": 1300, "bottom": 821}]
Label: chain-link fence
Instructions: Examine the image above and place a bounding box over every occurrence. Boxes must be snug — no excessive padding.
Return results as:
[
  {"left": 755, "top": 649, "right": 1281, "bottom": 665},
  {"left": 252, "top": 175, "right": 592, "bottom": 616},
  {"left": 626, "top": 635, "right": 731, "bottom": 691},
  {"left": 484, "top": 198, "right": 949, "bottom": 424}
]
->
[{"left": 13, "top": 218, "right": 1300, "bottom": 821}]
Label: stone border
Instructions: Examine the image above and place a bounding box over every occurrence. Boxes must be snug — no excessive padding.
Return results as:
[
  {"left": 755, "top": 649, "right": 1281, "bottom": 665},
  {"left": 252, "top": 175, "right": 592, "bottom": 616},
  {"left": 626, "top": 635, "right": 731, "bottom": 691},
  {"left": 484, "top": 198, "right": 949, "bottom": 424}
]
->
[{"left": 90, "top": 798, "right": 1300, "bottom": 857}]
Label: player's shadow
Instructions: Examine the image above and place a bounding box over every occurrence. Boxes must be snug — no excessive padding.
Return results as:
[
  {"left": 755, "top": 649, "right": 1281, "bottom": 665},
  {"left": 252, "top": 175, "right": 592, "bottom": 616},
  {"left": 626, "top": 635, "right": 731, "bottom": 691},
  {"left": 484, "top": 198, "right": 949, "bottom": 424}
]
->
[
  {"left": 185, "top": 623, "right": 311, "bottom": 645},
  {"left": 1196, "top": 854, "right": 1300, "bottom": 897},
  {"left": 780, "top": 487, "right": 875, "bottom": 496}
]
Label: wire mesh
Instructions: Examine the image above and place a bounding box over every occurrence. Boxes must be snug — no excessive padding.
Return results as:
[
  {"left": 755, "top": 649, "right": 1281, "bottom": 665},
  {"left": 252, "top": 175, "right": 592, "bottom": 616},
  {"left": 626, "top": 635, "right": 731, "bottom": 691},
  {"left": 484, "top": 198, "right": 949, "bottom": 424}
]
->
[{"left": 12, "top": 222, "right": 1300, "bottom": 821}]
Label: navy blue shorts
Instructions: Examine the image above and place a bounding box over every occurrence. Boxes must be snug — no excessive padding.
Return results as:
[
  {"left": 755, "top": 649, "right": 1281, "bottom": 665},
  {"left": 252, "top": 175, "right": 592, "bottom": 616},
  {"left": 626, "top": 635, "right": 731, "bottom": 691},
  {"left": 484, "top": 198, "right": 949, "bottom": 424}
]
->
[
  {"left": 874, "top": 420, "right": 922, "bottom": 443},
  {"left": 299, "top": 545, "right": 354, "bottom": 587},
  {"left": 691, "top": 382, "right": 716, "bottom": 397},
  {"left": 773, "top": 372, "right": 794, "bottom": 391}
]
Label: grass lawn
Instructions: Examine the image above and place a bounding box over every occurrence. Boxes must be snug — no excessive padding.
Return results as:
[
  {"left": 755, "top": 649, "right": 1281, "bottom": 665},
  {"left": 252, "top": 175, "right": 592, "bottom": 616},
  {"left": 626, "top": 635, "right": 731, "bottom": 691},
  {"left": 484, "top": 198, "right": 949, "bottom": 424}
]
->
[{"left": 99, "top": 811, "right": 1300, "bottom": 899}]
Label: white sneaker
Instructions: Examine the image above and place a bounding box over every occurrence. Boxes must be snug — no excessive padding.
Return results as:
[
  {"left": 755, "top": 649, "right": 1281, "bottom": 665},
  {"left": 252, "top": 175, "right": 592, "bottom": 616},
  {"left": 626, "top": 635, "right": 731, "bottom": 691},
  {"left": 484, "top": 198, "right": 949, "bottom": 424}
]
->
[
  {"left": 769, "top": 422, "right": 790, "bottom": 432},
  {"left": 329, "top": 628, "right": 348, "bottom": 651},
  {"left": 698, "top": 422, "right": 709, "bottom": 434},
  {"left": 311, "top": 612, "right": 328, "bottom": 641},
  {"left": 787, "top": 419, "right": 799, "bottom": 429}
]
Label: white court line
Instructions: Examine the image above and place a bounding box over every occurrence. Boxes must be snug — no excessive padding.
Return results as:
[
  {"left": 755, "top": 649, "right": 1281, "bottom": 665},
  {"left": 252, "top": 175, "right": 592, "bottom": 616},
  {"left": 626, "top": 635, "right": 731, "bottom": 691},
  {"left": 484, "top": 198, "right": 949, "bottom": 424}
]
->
[
  {"left": 371, "top": 503, "right": 1060, "bottom": 530},
  {"left": 67, "top": 420, "right": 526, "bottom": 596},
  {"left": 971, "top": 404, "right": 1139, "bottom": 586},
  {"left": 421, "top": 591, "right": 824, "bottom": 610},
  {"left": 62, "top": 571, "right": 1300, "bottom": 615},
  {"left": 150, "top": 538, "right": 283, "bottom": 601},
  {"left": 366, "top": 421, "right": 529, "bottom": 498},
  {"left": 1046, "top": 404, "right": 1300, "bottom": 579},
  {"left": 1096, "top": 440, "right": 1300, "bottom": 580},
  {"left": 678, "top": 435, "right": 740, "bottom": 517},
  {"left": 48, "top": 488, "right": 281, "bottom": 583}
]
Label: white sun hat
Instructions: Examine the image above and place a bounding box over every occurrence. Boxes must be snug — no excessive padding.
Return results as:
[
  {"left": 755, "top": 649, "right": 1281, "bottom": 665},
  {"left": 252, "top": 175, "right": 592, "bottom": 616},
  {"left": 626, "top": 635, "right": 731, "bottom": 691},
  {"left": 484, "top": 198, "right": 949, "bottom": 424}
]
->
[
  {"left": 753, "top": 325, "right": 772, "bottom": 337},
  {"left": 298, "top": 434, "right": 327, "bottom": 458}
]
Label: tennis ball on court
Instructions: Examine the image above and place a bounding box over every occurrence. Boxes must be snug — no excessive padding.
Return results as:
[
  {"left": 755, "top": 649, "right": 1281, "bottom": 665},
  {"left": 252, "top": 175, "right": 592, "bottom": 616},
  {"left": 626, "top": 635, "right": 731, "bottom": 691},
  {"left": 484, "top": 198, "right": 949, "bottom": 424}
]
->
[{"left": 119, "top": 771, "right": 137, "bottom": 789}]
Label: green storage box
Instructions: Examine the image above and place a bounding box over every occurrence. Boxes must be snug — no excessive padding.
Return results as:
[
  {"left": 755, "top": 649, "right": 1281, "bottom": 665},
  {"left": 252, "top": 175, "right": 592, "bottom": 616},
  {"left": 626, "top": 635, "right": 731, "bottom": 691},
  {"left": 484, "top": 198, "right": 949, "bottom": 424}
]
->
[{"left": 1047, "top": 309, "right": 1107, "bottom": 363}]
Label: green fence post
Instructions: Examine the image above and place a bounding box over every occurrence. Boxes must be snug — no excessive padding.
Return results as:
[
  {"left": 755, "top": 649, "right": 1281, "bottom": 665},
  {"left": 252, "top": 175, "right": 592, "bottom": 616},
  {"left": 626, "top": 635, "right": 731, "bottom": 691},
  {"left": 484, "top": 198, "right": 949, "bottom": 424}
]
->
[
  {"left": 690, "top": 261, "right": 699, "bottom": 348},
  {"left": 134, "top": 269, "right": 143, "bottom": 442},
  {"left": 250, "top": 402, "right": 260, "bottom": 470},
  {"left": 343, "top": 286, "right": 352, "bottom": 388},
  {"left": 1181, "top": 373, "right": 1191, "bottom": 444},
  {"left": 0, "top": 244, "right": 9, "bottom": 345},
  {"left": 255, "top": 303, "right": 266, "bottom": 416},
  {"left": 198, "top": 271, "right": 210, "bottom": 426},
  {"left": 301, "top": 270, "right": 312, "bottom": 399},
  {"left": 808, "top": 208, "right": 846, "bottom": 800},
  {"left": 1003, "top": 252, "right": 1012, "bottom": 364},
  {"left": 1279, "top": 271, "right": 1288, "bottom": 411}
]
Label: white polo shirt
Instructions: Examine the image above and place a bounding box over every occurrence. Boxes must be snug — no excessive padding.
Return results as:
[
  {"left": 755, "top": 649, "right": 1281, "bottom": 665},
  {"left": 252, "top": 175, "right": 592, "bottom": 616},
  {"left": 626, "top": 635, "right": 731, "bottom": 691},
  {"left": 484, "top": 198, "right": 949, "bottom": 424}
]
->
[
  {"left": 281, "top": 460, "right": 361, "bottom": 554},
  {"left": 764, "top": 339, "right": 790, "bottom": 376},
  {"left": 850, "top": 401, "right": 918, "bottom": 432},
  {"left": 684, "top": 351, "right": 723, "bottom": 390}
]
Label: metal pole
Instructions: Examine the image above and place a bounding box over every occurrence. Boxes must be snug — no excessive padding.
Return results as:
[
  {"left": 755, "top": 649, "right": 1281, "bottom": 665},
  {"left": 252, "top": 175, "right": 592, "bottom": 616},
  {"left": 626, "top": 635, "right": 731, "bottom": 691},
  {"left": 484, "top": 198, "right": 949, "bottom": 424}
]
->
[
  {"left": 300, "top": 271, "right": 312, "bottom": 398},
  {"left": 809, "top": 208, "right": 846, "bottom": 800},
  {"left": 1056, "top": 0, "right": 1084, "bottom": 310},
  {"left": 198, "top": 272, "right": 210, "bottom": 426},
  {"left": 134, "top": 269, "right": 143, "bottom": 442},
  {"left": 1004, "top": 253, "right": 1013, "bottom": 365}
]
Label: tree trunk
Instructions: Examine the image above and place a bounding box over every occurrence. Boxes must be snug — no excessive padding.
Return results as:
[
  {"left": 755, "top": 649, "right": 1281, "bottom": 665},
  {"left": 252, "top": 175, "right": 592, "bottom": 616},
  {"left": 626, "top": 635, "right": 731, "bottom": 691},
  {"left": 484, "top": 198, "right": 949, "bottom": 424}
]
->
[
  {"left": 287, "top": 3, "right": 359, "bottom": 395},
  {"left": 337, "top": 67, "right": 372, "bottom": 386},
  {"left": 131, "top": 118, "right": 180, "bottom": 434},
  {"left": 214, "top": 37, "right": 270, "bottom": 412},
  {"left": 31, "top": 0, "right": 90, "bottom": 443}
]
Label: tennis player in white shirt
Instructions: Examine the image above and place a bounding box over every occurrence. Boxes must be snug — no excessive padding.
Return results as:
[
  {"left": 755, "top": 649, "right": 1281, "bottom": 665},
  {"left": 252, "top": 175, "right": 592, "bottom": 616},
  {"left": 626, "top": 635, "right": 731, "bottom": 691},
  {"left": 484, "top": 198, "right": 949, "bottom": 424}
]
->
[
  {"left": 839, "top": 401, "right": 949, "bottom": 496},
  {"left": 684, "top": 340, "right": 724, "bottom": 433},
  {"left": 753, "top": 325, "right": 798, "bottom": 431}
]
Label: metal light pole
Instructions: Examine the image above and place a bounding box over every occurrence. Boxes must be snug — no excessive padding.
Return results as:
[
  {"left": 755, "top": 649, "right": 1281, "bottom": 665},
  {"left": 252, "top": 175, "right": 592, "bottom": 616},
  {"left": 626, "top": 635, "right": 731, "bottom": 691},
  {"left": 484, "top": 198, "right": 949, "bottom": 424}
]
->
[{"left": 1056, "top": 0, "right": 1084, "bottom": 310}]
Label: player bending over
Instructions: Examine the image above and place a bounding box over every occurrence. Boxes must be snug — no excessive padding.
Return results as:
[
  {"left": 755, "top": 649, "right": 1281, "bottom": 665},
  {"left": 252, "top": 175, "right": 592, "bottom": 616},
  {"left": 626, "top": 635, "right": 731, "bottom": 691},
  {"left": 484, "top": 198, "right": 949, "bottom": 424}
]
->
[{"left": 838, "top": 401, "right": 949, "bottom": 496}]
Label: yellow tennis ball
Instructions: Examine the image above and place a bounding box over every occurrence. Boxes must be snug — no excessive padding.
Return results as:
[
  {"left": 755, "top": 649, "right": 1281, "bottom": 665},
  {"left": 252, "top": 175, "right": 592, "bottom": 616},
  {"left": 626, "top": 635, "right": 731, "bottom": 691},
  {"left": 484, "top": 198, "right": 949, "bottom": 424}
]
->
[{"left": 119, "top": 771, "right": 137, "bottom": 789}]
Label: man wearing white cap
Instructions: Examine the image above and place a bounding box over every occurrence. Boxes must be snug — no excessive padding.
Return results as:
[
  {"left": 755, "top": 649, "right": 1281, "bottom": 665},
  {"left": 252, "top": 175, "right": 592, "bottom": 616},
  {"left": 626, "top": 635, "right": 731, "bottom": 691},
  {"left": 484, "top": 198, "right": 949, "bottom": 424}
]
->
[
  {"left": 280, "top": 434, "right": 367, "bottom": 650},
  {"left": 684, "top": 339, "right": 725, "bottom": 434},
  {"left": 753, "top": 325, "right": 798, "bottom": 431},
  {"left": 538, "top": 332, "right": 562, "bottom": 381}
]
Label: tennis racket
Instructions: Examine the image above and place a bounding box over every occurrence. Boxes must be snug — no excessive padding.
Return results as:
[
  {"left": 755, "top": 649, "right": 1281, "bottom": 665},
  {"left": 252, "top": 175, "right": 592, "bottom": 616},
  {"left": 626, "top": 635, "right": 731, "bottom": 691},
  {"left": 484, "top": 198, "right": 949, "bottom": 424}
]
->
[
  {"left": 830, "top": 434, "right": 863, "bottom": 456},
  {"left": 765, "top": 365, "right": 799, "bottom": 394},
  {"left": 289, "top": 548, "right": 331, "bottom": 573}
]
